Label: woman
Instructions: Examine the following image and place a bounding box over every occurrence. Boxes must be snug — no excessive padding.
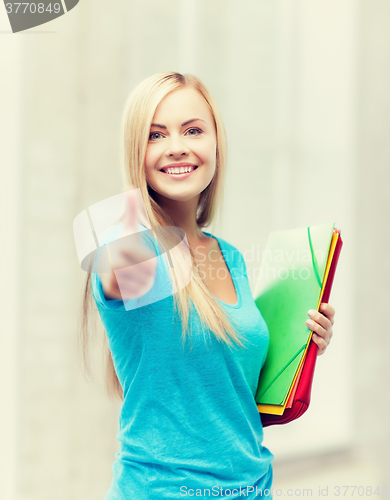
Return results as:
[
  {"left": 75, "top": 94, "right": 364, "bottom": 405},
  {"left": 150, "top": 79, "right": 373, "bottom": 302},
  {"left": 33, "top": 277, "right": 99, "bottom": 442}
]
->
[{"left": 81, "top": 71, "right": 335, "bottom": 499}]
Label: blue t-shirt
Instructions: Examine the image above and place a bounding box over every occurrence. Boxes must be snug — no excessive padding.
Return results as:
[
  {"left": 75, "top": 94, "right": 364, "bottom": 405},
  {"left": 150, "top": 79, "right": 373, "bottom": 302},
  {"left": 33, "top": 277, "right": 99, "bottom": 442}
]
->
[{"left": 91, "top": 226, "right": 274, "bottom": 499}]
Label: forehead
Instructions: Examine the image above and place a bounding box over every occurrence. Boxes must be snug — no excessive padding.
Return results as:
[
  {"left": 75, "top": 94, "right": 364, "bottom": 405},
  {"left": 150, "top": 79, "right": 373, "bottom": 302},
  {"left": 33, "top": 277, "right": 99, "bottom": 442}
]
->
[{"left": 152, "top": 87, "right": 214, "bottom": 124}]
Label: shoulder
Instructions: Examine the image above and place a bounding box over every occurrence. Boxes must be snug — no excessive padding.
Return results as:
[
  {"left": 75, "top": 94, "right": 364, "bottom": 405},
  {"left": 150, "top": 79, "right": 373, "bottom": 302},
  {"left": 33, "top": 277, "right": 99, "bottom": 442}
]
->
[{"left": 208, "top": 232, "right": 247, "bottom": 276}]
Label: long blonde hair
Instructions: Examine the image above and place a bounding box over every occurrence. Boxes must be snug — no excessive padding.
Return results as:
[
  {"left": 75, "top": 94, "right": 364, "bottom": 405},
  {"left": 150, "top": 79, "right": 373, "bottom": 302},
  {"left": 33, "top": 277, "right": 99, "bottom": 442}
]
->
[{"left": 79, "top": 71, "right": 246, "bottom": 400}]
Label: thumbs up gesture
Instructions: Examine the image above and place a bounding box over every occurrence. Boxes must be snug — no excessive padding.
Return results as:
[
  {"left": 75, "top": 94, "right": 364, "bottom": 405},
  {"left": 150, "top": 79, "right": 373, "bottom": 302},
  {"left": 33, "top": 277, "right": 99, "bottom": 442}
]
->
[{"left": 99, "top": 188, "right": 157, "bottom": 301}]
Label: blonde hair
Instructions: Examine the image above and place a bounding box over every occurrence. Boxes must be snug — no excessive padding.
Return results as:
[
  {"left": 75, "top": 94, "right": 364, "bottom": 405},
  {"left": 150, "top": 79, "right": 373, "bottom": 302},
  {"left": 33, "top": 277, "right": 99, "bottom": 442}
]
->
[{"left": 79, "top": 71, "right": 246, "bottom": 400}]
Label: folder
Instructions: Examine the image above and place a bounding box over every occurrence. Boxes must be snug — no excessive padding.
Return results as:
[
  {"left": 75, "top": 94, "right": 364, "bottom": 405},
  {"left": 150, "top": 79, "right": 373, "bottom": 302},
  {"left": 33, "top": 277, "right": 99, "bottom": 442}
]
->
[{"left": 253, "top": 222, "right": 343, "bottom": 424}]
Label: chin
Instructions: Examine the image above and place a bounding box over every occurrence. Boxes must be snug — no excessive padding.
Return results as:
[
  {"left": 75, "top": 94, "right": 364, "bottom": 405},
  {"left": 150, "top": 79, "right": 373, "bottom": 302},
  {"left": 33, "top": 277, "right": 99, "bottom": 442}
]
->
[
  {"left": 163, "top": 191, "right": 200, "bottom": 203},
  {"left": 149, "top": 183, "right": 204, "bottom": 204}
]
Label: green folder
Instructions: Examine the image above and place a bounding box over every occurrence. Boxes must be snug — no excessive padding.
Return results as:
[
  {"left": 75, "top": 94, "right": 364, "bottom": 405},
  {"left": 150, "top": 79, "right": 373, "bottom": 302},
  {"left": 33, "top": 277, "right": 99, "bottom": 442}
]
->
[{"left": 254, "top": 222, "right": 335, "bottom": 407}]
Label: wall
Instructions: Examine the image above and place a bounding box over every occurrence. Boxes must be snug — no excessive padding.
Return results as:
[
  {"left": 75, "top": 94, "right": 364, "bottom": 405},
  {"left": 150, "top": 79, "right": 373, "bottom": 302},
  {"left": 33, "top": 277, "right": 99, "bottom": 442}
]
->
[{"left": 0, "top": 0, "right": 389, "bottom": 498}]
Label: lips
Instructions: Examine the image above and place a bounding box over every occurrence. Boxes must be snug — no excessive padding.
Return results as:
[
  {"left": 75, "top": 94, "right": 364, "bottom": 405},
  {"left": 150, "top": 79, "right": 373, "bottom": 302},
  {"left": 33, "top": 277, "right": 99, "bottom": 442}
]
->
[
  {"left": 159, "top": 164, "right": 198, "bottom": 179},
  {"left": 160, "top": 162, "right": 197, "bottom": 173}
]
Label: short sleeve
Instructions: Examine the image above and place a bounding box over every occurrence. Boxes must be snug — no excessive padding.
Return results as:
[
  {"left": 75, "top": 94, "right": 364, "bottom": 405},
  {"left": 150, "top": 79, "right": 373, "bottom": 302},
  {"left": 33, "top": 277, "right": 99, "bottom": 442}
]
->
[
  {"left": 226, "top": 246, "right": 247, "bottom": 279},
  {"left": 236, "top": 251, "right": 248, "bottom": 277}
]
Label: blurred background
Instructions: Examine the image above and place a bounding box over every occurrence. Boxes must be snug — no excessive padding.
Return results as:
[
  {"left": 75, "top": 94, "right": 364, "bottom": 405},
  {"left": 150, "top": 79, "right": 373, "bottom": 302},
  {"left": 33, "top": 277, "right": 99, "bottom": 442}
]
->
[{"left": 1, "top": 0, "right": 389, "bottom": 499}]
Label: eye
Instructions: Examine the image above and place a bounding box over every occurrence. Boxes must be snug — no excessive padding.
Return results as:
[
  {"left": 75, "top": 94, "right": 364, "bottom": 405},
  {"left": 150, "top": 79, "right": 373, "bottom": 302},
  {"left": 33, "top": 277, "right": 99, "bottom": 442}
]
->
[
  {"left": 186, "top": 127, "right": 203, "bottom": 136},
  {"left": 149, "top": 131, "right": 163, "bottom": 141}
]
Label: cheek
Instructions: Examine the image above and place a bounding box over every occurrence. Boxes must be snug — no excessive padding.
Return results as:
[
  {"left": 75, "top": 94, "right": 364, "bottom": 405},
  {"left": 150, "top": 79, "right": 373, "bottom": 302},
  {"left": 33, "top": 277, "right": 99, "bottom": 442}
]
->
[
  {"left": 144, "top": 148, "right": 153, "bottom": 171},
  {"left": 144, "top": 151, "right": 157, "bottom": 188},
  {"left": 199, "top": 140, "right": 217, "bottom": 166},
  {"left": 144, "top": 148, "right": 159, "bottom": 178}
]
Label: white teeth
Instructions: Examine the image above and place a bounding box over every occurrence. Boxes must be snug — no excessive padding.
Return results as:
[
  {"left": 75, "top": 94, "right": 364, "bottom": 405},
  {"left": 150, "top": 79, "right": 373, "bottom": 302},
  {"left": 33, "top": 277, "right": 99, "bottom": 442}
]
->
[{"left": 165, "top": 166, "right": 194, "bottom": 174}]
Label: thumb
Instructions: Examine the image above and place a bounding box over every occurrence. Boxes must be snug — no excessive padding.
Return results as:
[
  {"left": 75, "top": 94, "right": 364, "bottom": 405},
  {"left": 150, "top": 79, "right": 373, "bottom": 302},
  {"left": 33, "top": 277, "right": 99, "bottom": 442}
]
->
[{"left": 121, "top": 188, "right": 141, "bottom": 235}]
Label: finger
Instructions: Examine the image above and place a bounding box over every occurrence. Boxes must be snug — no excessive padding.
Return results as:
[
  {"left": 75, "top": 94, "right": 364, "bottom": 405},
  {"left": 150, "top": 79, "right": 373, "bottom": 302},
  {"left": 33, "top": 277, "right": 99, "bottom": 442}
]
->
[
  {"left": 115, "top": 269, "right": 153, "bottom": 291},
  {"left": 114, "top": 262, "right": 157, "bottom": 299},
  {"left": 312, "top": 333, "right": 327, "bottom": 356},
  {"left": 319, "top": 302, "right": 335, "bottom": 325},
  {"left": 306, "top": 318, "right": 328, "bottom": 341},
  {"left": 307, "top": 309, "right": 332, "bottom": 331},
  {"left": 118, "top": 247, "right": 157, "bottom": 269}
]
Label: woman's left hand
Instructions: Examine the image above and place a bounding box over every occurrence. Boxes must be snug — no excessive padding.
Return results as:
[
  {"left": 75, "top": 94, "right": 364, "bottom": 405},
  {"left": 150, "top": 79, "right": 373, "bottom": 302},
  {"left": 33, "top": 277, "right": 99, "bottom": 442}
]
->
[{"left": 305, "top": 303, "right": 335, "bottom": 356}]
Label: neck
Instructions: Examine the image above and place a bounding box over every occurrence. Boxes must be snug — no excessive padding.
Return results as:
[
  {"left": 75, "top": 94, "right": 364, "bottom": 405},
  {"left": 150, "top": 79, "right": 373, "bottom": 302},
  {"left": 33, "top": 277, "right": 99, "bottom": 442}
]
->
[{"left": 153, "top": 193, "right": 206, "bottom": 247}]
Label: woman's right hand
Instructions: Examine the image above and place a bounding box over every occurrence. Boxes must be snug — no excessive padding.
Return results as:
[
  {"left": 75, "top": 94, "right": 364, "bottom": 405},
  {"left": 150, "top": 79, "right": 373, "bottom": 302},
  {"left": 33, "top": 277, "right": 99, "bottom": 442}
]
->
[{"left": 99, "top": 189, "right": 157, "bottom": 301}]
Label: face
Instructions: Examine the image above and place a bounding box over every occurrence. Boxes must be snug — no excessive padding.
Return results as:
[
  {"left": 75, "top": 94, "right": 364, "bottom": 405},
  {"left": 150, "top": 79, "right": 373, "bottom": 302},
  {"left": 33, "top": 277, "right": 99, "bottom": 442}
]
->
[{"left": 144, "top": 87, "right": 217, "bottom": 204}]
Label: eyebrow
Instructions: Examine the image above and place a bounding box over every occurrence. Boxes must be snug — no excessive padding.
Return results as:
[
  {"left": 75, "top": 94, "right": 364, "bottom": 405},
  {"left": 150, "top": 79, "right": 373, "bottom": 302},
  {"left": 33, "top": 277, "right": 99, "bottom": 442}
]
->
[{"left": 150, "top": 118, "right": 206, "bottom": 129}]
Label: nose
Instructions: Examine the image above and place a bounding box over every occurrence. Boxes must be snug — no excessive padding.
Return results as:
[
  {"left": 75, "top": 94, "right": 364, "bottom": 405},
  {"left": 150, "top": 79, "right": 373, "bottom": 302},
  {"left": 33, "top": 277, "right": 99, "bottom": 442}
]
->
[{"left": 165, "top": 133, "right": 190, "bottom": 157}]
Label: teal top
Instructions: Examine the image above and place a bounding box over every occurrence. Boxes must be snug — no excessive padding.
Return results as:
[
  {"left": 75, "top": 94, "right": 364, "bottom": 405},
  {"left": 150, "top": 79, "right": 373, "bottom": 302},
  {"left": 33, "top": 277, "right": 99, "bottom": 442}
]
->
[{"left": 91, "top": 226, "right": 274, "bottom": 499}]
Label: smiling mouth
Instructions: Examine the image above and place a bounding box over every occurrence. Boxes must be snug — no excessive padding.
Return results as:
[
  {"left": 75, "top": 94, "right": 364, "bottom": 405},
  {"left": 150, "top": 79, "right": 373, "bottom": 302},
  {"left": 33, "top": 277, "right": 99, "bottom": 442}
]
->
[{"left": 160, "top": 166, "right": 198, "bottom": 175}]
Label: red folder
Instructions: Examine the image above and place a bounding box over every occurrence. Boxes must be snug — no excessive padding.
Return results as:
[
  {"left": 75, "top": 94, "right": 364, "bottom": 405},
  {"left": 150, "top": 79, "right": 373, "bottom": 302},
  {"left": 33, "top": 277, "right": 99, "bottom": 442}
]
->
[{"left": 261, "top": 228, "right": 343, "bottom": 427}]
